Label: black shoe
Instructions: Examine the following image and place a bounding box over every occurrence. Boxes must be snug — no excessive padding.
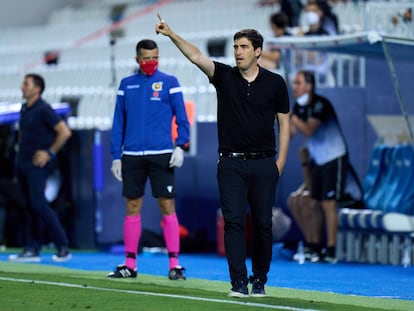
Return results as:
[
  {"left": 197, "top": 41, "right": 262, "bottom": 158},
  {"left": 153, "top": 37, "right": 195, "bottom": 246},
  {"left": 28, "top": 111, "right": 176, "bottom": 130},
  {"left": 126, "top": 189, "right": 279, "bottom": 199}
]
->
[
  {"left": 52, "top": 248, "right": 72, "bottom": 262},
  {"left": 293, "top": 245, "right": 321, "bottom": 263},
  {"left": 8, "top": 250, "right": 41, "bottom": 262},
  {"left": 249, "top": 276, "right": 266, "bottom": 297},
  {"left": 323, "top": 254, "right": 338, "bottom": 264},
  {"left": 322, "top": 247, "right": 337, "bottom": 264},
  {"left": 305, "top": 250, "right": 321, "bottom": 263},
  {"left": 228, "top": 280, "right": 249, "bottom": 298},
  {"left": 168, "top": 266, "right": 186, "bottom": 280},
  {"left": 107, "top": 264, "right": 137, "bottom": 278}
]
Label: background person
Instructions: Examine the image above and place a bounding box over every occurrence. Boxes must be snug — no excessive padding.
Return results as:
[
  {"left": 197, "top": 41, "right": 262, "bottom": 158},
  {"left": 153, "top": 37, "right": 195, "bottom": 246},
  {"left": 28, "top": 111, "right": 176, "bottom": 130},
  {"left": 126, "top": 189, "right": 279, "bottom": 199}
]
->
[
  {"left": 309, "top": 0, "right": 339, "bottom": 36},
  {"left": 294, "top": 1, "right": 336, "bottom": 86},
  {"left": 300, "top": 1, "right": 336, "bottom": 36},
  {"left": 290, "top": 70, "right": 348, "bottom": 263},
  {"left": 259, "top": 12, "right": 291, "bottom": 77},
  {"left": 156, "top": 15, "right": 290, "bottom": 297},
  {"left": 108, "top": 39, "right": 190, "bottom": 280},
  {"left": 8, "top": 73, "right": 72, "bottom": 262},
  {"left": 287, "top": 146, "right": 324, "bottom": 262},
  {"left": 280, "top": 0, "right": 304, "bottom": 28}
]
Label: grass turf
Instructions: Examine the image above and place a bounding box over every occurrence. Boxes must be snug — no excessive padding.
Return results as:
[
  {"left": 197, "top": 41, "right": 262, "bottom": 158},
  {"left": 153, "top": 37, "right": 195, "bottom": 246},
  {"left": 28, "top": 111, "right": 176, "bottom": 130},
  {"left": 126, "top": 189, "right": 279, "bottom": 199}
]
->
[{"left": 1, "top": 262, "right": 414, "bottom": 310}]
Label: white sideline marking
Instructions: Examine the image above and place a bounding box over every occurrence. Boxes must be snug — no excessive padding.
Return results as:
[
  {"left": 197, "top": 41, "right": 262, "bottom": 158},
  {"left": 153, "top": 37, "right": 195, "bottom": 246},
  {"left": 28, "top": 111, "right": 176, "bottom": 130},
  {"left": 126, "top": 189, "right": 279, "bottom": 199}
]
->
[{"left": 0, "top": 276, "right": 320, "bottom": 311}]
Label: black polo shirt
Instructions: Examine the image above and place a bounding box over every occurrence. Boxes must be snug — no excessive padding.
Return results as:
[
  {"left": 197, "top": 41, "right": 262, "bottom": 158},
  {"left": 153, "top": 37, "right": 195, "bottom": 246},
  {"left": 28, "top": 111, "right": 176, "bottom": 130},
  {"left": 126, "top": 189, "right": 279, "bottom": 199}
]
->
[
  {"left": 18, "top": 98, "right": 61, "bottom": 162},
  {"left": 210, "top": 61, "right": 289, "bottom": 153}
]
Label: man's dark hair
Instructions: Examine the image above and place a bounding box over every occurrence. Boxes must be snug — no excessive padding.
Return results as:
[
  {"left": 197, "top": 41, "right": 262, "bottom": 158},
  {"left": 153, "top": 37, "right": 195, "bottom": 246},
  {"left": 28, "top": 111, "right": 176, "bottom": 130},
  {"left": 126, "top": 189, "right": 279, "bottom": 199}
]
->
[
  {"left": 234, "top": 29, "right": 264, "bottom": 51},
  {"left": 299, "top": 70, "right": 315, "bottom": 93},
  {"left": 136, "top": 39, "right": 158, "bottom": 56},
  {"left": 25, "top": 73, "right": 45, "bottom": 94},
  {"left": 270, "top": 12, "right": 289, "bottom": 29}
]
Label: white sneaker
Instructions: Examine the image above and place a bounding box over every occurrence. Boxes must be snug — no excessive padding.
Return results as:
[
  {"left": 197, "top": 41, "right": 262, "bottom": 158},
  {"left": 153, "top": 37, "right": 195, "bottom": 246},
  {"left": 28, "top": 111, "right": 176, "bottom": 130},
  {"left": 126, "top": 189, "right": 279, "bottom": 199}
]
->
[
  {"left": 52, "top": 249, "right": 72, "bottom": 262},
  {"left": 9, "top": 250, "right": 41, "bottom": 262}
]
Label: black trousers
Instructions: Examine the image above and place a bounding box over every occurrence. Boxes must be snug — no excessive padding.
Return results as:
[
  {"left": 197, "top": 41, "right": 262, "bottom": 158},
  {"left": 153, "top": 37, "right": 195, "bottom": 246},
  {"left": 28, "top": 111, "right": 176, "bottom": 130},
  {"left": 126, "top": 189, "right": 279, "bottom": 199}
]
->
[{"left": 217, "top": 156, "right": 279, "bottom": 284}]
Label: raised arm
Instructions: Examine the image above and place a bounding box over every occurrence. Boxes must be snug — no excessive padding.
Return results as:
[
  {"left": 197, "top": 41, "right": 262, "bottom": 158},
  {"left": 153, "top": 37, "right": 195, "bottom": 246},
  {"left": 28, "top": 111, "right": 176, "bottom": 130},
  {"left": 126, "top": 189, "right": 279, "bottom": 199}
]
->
[{"left": 155, "top": 14, "right": 215, "bottom": 79}]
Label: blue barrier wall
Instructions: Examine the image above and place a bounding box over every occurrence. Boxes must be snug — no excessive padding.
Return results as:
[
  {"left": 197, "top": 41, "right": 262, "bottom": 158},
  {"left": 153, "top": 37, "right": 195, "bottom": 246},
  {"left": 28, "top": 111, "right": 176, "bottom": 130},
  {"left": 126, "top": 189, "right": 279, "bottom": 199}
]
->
[{"left": 72, "top": 57, "right": 413, "bottom": 248}]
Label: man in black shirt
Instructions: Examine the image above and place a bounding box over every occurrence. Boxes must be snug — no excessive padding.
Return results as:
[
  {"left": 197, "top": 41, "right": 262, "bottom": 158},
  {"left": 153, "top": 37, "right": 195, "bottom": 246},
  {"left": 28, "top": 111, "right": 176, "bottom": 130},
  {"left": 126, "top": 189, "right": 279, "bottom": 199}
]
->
[{"left": 156, "top": 15, "right": 290, "bottom": 297}]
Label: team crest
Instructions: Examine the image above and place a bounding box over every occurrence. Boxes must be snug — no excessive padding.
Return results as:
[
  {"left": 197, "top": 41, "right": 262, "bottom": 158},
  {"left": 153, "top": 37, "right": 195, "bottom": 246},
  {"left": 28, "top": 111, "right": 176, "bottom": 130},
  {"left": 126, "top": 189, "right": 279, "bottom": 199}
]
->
[{"left": 152, "top": 82, "right": 163, "bottom": 91}]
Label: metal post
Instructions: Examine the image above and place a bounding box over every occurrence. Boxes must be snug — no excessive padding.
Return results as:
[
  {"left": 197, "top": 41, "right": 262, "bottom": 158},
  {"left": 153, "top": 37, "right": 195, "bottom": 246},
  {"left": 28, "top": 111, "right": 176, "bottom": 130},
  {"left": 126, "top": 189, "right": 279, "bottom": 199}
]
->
[{"left": 381, "top": 38, "right": 414, "bottom": 147}]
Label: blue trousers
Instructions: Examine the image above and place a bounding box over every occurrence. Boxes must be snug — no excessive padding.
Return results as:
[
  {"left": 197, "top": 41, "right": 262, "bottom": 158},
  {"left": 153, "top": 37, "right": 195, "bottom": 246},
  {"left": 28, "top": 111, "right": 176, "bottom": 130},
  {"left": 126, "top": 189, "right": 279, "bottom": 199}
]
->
[
  {"left": 17, "top": 160, "right": 68, "bottom": 252},
  {"left": 217, "top": 156, "right": 279, "bottom": 284}
]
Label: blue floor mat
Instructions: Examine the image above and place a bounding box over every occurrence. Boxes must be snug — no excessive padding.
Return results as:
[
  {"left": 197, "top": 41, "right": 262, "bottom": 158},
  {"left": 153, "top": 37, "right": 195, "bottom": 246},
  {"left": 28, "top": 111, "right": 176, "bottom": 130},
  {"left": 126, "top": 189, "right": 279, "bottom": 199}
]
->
[{"left": 1, "top": 244, "right": 414, "bottom": 301}]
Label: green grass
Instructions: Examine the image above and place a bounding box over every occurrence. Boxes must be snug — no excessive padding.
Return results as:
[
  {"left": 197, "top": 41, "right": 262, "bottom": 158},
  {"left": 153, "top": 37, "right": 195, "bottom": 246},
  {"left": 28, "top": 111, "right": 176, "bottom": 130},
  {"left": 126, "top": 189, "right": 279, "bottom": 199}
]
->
[{"left": 0, "top": 262, "right": 413, "bottom": 311}]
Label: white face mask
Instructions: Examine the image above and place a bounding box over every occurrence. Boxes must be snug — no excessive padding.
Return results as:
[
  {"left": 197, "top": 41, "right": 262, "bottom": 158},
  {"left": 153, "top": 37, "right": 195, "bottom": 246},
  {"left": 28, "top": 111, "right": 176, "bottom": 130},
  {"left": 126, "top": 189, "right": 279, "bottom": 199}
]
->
[
  {"left": 296, "top": 93, "right": 309, "bottom": 106},
  {"left": 306, "top": 11, "right": 320, "bottom": 26}
]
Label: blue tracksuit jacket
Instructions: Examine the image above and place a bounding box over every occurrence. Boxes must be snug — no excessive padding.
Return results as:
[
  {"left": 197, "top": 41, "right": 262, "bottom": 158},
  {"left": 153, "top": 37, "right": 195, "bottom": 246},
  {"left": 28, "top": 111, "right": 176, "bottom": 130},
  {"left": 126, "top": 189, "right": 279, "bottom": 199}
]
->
[{"left": 111, "top": 70, "right": 190, "bottom": 160}]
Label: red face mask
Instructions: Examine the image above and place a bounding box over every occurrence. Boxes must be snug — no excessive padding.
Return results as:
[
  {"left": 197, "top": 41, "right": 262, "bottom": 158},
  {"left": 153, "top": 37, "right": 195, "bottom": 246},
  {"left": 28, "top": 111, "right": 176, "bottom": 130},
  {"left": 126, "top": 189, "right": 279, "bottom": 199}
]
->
[{"left": 139, "top": 60, "right": 158, "bottom": 76}]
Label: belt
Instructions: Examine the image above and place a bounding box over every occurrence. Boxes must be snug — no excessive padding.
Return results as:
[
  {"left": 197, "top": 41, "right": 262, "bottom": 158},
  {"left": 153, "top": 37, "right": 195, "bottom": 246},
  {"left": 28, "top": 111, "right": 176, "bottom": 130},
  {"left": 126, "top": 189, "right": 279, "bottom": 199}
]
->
[{"left": 219, "top": 151, "right": 275, "bottom": 160}]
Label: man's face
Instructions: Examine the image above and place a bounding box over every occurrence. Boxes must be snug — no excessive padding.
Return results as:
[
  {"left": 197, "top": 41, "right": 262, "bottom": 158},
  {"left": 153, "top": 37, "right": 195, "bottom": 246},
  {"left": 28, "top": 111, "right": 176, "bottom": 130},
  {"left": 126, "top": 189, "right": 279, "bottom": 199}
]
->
[
  {"left": 233, "top": 37, "right": 260, "bottom": 70},
  {"left": 292, "top": 73, "right": 311, "bottom": 98},
  {"left": 21, "top": 76, "right": 40, "bottom": 101},
  {"left": 136, "top": 48, "right": 159, "bottom": 76},
  {"left": 136, "top": 48, "right": 159, "bottom": 64}
]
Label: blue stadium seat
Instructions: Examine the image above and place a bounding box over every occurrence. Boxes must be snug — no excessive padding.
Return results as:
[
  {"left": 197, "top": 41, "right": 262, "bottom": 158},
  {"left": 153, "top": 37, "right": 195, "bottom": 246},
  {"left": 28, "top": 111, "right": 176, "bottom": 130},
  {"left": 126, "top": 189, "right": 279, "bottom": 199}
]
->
[
  {"left": 393, "top": 145, "right": 414, "bottom": 215},
  {"left": 339, "top": 208, "right": 414, "bottom": 232},
  {"left": 363, "top": 144, "right": 392, "bottom": 211},
  {"left": 382, "top": 144, "right": 408, "bottom": 212}
]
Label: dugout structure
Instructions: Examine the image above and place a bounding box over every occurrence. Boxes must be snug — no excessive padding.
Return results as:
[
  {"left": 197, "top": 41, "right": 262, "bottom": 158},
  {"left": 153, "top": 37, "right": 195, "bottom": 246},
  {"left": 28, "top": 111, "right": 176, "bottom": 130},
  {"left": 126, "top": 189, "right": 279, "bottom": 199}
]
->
[{"left": 267, "top": 32, "right": 414, "bottom": 265}]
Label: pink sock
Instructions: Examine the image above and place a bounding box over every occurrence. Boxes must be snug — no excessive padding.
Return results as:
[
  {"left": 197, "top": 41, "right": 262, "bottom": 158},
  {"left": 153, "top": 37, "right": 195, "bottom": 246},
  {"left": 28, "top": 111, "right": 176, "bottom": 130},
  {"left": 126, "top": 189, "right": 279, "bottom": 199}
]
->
[
  {"left": 124, "top": 215, "right": 141, "bottom": 270},
  {"left": 162, "top": 213, "right": 180, "bottom": 269}
]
